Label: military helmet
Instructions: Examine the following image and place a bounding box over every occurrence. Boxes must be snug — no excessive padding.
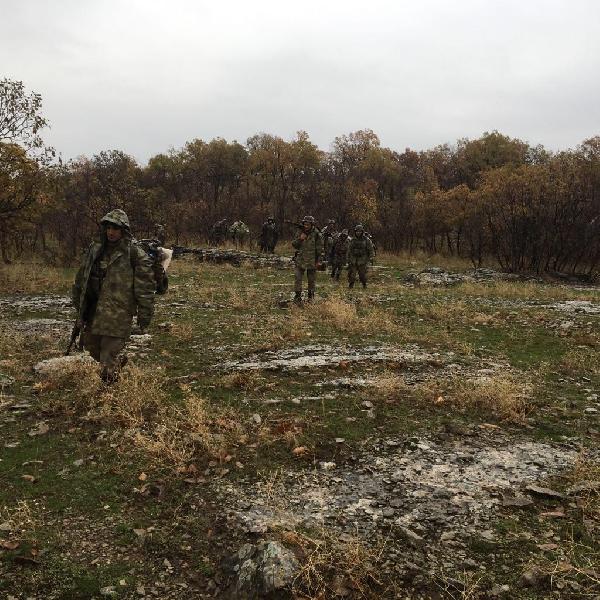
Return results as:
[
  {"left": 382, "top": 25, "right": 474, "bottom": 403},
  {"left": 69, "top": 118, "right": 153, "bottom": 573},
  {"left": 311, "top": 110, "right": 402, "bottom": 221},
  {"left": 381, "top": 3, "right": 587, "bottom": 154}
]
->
[
  {"left": 354, "top": 223, "right": 364, "bottom": 232},
  {"left": 101, "top": 209, "right": 130, "bottom": 231},
  {"left": 302, "top": 215, "right": 315, "bottom": 224},
  {"left": 328, "top": 219, "right": 335, "bottom": 225},
  {"left": 340, "top": 229, "right": 349, "bottom": 236}
]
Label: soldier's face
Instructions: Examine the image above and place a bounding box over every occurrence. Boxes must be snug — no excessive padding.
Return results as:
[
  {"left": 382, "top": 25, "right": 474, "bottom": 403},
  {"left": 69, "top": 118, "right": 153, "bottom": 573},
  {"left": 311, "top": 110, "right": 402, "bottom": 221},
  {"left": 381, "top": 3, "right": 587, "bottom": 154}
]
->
[
  {"left": 106, "top": 226, "right": 123, "bottom": 242},
  {"left": 303, "top": 222, "right": 312, "bottom": 232}
]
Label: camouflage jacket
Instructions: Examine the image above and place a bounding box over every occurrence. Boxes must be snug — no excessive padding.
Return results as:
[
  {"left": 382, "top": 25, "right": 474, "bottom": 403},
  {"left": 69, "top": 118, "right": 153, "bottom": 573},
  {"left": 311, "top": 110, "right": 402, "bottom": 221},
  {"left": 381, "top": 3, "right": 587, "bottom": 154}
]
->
[
  {"left": 72, "top": 236, "right": 155, "bottom": 338},
  {"left": 347, "top": 235, "right": 375, "bottom": 266},
  {"left": 291, "top": 228, "right": 323, "bottom": 269},
  {"left": 330, "top": 235, "right": 349, "bottom": 264}
]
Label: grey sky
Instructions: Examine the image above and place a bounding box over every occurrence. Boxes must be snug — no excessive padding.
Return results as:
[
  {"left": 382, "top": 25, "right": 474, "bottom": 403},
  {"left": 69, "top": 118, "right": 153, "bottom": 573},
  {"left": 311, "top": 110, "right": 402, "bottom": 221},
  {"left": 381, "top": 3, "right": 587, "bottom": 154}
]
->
[{"left": 2, "top": 0, "right": 599, "bottom": 163}]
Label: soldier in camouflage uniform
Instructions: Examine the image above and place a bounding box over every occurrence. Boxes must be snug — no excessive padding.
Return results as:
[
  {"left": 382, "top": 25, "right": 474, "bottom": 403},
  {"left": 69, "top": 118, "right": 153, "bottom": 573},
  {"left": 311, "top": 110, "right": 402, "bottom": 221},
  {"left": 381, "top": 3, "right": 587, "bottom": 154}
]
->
[
  {"left": 154, "top": 223, "right": 166, "bottom": 246},
  {"left": 330, "top": 229, "right": 349, "bottom": 281},
  {"left": 292, "top": 215, "right": 323, "bottom": 303},
  {"left": 321, "top": 219, "right": 337, "bottom": 268},
  {"left": 347, "top": 224, "right": 375, "bottom": 289},
  {"left": 72, "top": 209, "right": 155, "bottom": 383},
  {"left": 260, "top": 217, "right": 278, "bottom": 253}
]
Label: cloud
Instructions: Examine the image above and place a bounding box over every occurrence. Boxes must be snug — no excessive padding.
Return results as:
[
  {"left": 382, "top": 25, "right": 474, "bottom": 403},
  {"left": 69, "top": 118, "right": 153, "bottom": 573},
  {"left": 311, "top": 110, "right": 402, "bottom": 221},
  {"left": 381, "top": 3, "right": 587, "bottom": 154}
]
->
[{"left": 2, "top": 0, "right": 599, "bottom": 162}]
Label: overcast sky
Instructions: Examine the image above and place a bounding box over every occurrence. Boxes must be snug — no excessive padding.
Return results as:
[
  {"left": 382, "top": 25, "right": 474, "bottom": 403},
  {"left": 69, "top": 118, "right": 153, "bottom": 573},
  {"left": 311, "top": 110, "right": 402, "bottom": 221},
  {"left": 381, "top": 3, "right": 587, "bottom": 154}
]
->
[{"left": 2, "top": 0, "right": 599, "bottom": 163}]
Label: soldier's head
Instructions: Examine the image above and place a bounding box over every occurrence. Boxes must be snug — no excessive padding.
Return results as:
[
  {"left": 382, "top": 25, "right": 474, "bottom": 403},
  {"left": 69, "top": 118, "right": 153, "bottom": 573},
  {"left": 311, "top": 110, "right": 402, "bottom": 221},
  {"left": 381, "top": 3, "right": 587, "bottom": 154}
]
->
[
  {"left": 302, "top": 215, "right": 315, "bottom": 231},
  {"left": 268, "top": 216, "right": 275, "bottom": 223},
  {"left": 101, "top": 209, "right": 130, "bottom": 242},
  {"left": 328, "top": 219, "right": 336, "bottom": 226},
  {"left": 340, "top": 229, "right": 349, "bottom": 238},
  {"left": 354, "top": 224, "right": 364, "bottom": 237}
]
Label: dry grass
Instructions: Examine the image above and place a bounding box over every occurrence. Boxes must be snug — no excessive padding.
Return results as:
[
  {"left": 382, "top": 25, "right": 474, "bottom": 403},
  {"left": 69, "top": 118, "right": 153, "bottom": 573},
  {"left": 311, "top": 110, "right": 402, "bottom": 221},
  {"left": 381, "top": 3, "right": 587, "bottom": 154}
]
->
[
  {"left": 0, "top": 500, "right": 39, "bottom": 538},
  {"left": 169, "top": 321, "right": 196, "bottom": 342},
  {"left": 35, "top": 362, "right": 245, "bottom": 468},
  {"left": 456, "top": 280, "right": 599, "bottom": 302},
  {"left": 0, "top": 261, "right": 73, "bottom": 294},
  {"left": 309, "top": 295, "right": 405, "bottom": 337},
  {"left": 371, "top": 372, "right": 532, "bottom": 423},
  {"left": 559, "top": 348, "right": 600, "bottom": 375},
  {"left": 282, "top": 528, "right": 384, "bottom": 599}
]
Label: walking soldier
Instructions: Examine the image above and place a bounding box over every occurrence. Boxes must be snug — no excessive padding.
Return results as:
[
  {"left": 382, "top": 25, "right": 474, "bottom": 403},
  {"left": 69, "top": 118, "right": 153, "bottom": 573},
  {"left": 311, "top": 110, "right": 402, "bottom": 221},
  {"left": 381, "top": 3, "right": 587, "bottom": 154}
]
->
[
  {"left": 292, "top": 215, "right": 323, "bottom": 303},
  {"left": 347, "top": 224, "right": 375, "bottom": 289},
  {"left": 72, "top": 209, "right": 155, "bottom": 383}
]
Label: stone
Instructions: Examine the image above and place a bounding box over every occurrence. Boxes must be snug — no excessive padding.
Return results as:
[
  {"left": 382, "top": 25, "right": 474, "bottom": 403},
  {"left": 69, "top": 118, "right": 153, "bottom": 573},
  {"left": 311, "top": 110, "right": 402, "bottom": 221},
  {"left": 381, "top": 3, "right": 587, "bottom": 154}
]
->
[
  {"left": 397, "top": 526, "right": 426, "bottom": 548},
  {"left": 525, "top": 485, "right": 564, "bottom": 500},
  {"left": 225, "top": 540, "right": 299, "bottom": 598},
  {"left": 501, "top": 494, "right": 533, "bottom": 507}
]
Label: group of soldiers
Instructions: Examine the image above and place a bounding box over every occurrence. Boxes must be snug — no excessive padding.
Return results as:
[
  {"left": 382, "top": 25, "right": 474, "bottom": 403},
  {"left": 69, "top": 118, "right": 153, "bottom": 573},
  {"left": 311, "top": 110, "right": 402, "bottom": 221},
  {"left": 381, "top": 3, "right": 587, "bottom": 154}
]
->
[
  {"left": 292, "top": 216, "right": 375, "bottom": 303},
  {"left": 73, "top": 210, "right": 375, "bottom": 382}
]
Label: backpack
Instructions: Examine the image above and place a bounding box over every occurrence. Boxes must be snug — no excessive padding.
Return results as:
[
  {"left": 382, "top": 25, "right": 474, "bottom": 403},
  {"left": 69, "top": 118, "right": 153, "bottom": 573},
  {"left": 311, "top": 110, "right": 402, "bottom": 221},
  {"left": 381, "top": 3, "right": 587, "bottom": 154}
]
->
[{"left": 133, "top": 239, "right": 169, "bottom": 295}]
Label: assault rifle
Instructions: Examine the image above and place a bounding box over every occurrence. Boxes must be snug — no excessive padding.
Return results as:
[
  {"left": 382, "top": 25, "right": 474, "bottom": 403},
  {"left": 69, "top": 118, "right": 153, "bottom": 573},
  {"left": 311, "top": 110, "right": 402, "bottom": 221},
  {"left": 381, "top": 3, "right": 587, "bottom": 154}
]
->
[
  {"left": 171, "top": 245, "right": 203, "bottom": 258},
  {"left": 285, "top": 220, "right": 327, "bottom": 270},
  {"left": 65, "top": 320, "right": 82, "bottom": 355}
]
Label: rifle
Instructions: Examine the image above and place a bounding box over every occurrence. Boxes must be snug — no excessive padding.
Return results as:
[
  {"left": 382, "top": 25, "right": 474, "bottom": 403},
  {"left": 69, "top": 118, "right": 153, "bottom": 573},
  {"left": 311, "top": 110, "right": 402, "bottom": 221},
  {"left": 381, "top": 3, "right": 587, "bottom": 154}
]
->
[
  {"left": 65, "top": 320, "right": 82, "bottom": 356},
  {"left": 284, "top": 219, "right": 322, "bottom": 234}
]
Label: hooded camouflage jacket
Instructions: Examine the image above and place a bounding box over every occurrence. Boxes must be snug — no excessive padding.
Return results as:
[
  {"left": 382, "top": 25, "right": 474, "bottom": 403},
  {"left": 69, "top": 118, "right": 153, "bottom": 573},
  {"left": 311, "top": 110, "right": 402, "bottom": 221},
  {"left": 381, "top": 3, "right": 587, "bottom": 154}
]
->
[
  {"left": 347, "top": 235, "right": 375, "bottom": 266},
  {"left": 291, "top": 228, "right": 323, "bottom": 269},
  {"left": 72, "top": 209, "right": 155, "bottom": 338}
]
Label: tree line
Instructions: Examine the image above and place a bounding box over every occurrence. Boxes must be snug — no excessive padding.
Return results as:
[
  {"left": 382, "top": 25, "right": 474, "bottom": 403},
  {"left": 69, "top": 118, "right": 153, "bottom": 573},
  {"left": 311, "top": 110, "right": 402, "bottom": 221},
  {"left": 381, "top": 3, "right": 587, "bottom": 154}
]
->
[{"left": 1, "top": 79, "right": 599, "bottom": 276}]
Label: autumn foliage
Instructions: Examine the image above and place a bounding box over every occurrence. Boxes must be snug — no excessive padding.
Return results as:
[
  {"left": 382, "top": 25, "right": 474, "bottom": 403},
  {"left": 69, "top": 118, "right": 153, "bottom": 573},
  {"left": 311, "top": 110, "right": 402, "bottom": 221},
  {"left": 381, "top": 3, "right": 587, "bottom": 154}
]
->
[{"left": 1, "top": 80, "right": 599, "bottom": 276}]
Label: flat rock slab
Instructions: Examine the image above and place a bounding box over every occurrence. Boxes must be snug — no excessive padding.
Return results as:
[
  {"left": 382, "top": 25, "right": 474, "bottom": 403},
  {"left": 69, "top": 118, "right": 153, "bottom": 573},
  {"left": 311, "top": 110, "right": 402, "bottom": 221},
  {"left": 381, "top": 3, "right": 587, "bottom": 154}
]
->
[
  {"left": 221, "top": 344, "right": 438, "bottom": 372},
  {"left": 217, "top": 436, "right": 577, "bottom": 547},
  {"left": 33, "top": 354, "right": 95, "bottom": 376}
]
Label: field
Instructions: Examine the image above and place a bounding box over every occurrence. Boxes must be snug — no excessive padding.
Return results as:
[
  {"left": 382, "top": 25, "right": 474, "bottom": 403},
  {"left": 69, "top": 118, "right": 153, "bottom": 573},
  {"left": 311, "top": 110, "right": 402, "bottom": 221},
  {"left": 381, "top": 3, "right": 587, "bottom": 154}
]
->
[{"left": 0, "top": 251, "right": 599, "bottom": 599}]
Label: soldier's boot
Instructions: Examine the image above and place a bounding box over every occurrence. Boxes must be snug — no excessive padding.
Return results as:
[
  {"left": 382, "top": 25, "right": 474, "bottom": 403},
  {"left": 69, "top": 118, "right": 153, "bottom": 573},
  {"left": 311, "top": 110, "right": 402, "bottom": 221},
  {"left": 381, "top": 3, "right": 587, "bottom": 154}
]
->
[
  {"left": 100, "top": 366, "right": 118, "bottom": 385},
  {"left": 349, "top": 281, "right": 354, "bottom": 289},
  {"left": 362, "top": 282, "right": 367, "bottom": 289},
  {"left": 307, "top": 291, "right": 315, "bottom": 302},
  {"left": 293, "top": 292, "right": 302, "bottom": 305}
]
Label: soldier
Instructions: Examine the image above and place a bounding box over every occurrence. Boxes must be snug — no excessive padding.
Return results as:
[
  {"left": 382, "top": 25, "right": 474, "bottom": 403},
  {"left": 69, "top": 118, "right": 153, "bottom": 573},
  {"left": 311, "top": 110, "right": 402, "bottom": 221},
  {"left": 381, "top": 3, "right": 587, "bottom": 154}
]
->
[
  {"left": 260, "top": 217, "right": 278, "bottom": 253},
  {"left": 292, "top": 215, "right": 323, "bottom": 303},
  {"left": 154, "top": 223, "right": 166, "bottom": 246},
  {"left": 321, "top": 219, "right": 337, "bottom": 268},
  {"left": 72, "top": 209, "right": 155, "bottom": 383},
  {"left": 347, "top": 224, "right": 375, "bottom": 289},
  {"left": 330, "top": 229, "right": 349, "bottom": 281},
  {"left": 229, "top": 220, "right": 250, "bottom": 248},
  {"left": 210, "top": 218, "right": 228, "bottom": 246}
]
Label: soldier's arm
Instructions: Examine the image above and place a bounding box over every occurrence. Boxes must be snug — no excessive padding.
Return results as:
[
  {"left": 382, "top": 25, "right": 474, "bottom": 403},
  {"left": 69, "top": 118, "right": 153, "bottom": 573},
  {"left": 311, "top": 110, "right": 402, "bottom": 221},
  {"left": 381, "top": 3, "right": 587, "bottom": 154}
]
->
[
  {"left": 315, "top": 232, "right": 324, "bottom": 261},
  {"left": 368, "top": 239, "right": 375, "bottom": 262},
  {"left": 132, "top": 245, "right": 155, "bottom": 330},
  {"left": 291, "top": 236, "right": 302, "bottom": 249}
]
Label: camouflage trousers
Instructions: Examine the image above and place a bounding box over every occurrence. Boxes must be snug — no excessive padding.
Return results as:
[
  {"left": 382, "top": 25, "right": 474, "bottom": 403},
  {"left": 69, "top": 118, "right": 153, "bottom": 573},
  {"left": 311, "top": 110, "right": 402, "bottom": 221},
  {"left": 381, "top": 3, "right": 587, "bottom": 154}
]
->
[
  {"left": 330, "top": 261, "right": 345, "bottom": 280},
  {"left": 348, "top": 263, "right": 368, "bottom": 286},
  {"left": 82, "top": 331, "right": 127, "bottom": 381},
  {"left": 294, "top": 267, "right": 316, "bottom": 294}
]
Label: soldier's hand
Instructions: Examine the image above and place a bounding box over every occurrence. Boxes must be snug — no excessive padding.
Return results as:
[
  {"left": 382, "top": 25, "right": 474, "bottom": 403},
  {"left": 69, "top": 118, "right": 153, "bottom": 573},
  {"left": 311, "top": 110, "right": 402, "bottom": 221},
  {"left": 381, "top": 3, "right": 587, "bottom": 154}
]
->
[{"left": 299, "top": 232, "right": 307, "bottom": 241}]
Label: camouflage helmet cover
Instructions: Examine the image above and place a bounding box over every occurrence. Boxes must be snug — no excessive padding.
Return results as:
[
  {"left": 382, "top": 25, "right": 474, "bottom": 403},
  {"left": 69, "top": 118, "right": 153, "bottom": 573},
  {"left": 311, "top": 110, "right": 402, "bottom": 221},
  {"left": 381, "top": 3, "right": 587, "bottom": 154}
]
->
[
  {"left": 354, "top": 223, "right": 364, "bottom": 232},
  {"left": 340, "top": 229, "right": 349, "bottom": 236},
  {"left": 101, "top": 209, "right": 131, "bottom": 231},
  {"left": 302, "top": 215, "right": 315, "bottom": 224}
]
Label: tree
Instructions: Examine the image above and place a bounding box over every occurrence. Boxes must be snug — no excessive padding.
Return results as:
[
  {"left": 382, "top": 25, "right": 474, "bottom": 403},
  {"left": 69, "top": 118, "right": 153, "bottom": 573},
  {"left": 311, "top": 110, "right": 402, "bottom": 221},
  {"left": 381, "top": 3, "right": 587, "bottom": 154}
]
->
[{"left": 0, "top": 79, "right": 49, "bottom": 150}]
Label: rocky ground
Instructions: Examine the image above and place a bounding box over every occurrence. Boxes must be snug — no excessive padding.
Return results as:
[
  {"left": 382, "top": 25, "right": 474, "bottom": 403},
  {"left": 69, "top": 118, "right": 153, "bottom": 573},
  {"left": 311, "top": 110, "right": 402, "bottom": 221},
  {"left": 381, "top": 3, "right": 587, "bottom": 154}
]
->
[{"left": 0, "top": 258, "right": 599, "bottom": 598}]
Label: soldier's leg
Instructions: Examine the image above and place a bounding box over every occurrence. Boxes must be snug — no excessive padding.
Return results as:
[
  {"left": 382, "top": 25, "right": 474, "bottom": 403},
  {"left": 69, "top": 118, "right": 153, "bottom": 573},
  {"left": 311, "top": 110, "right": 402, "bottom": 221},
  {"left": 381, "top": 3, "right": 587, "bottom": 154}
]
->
[
  {"left": 348, "top": 264, "right": 356, "bottom": 288},
  {"left": 99, "top": 336, "right": 127, "bottom": 383},
  {"left": 307, "top": 268, "right": 316, "bottom": 300},
  {"left": 294, "top": 266, "right": 305, "bottom": 303},
  {"left": 82, "top": 330, "right": 102, "bottom": 362},
  {"left": 358, "top": 264, "right": 368, "bottom": 288}
]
